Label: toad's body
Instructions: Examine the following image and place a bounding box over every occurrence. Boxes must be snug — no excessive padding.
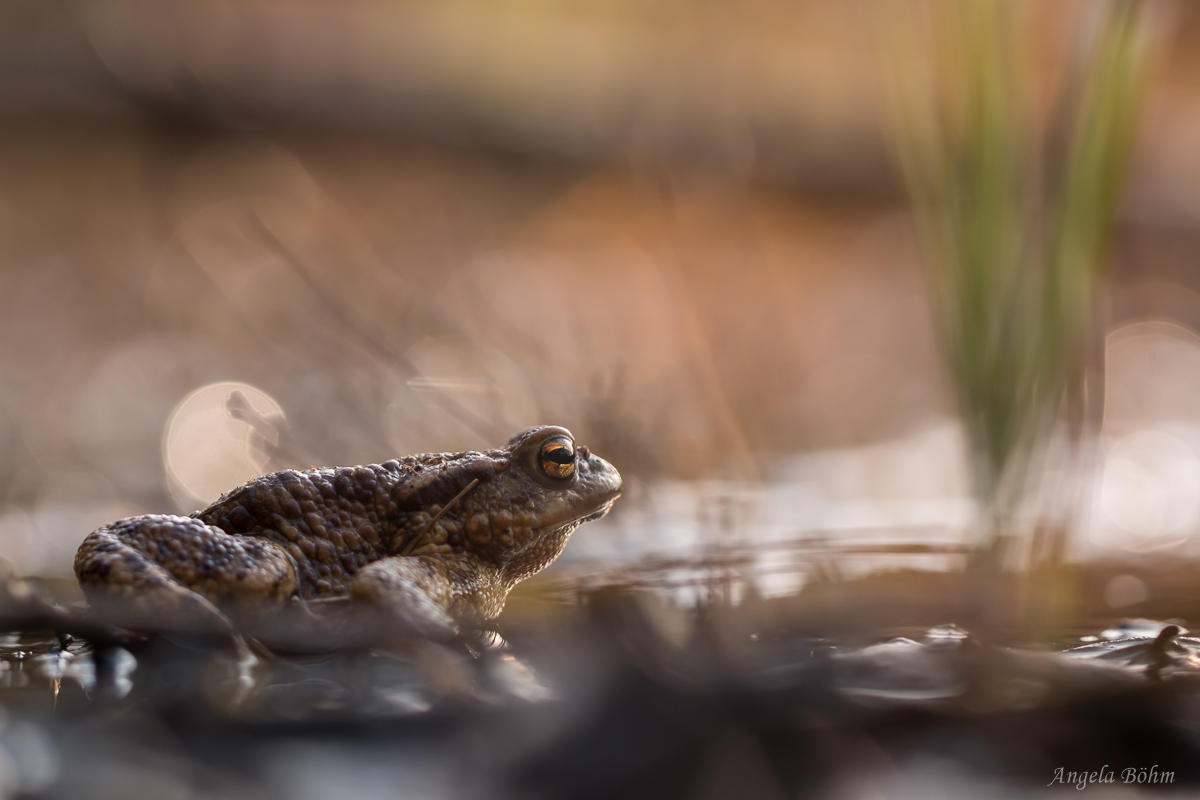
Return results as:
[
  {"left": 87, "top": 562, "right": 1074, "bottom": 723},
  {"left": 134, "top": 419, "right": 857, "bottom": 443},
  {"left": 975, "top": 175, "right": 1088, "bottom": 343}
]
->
[{"left": 75, "top": 426, "right": 621, "bottom": 636}]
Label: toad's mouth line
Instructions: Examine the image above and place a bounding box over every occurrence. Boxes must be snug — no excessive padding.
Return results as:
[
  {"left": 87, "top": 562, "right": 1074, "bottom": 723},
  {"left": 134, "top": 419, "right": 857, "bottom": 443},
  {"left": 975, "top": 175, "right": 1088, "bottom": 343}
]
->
[{"left": 535, "top": 495, "right": 620, "bottom": 535}]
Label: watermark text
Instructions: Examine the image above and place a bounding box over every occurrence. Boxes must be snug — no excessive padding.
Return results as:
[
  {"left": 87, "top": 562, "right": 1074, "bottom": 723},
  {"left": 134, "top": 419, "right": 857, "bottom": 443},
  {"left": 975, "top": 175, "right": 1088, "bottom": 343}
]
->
[{"left": 1048, "top": 765, "right": 1174, "bottom": 789}]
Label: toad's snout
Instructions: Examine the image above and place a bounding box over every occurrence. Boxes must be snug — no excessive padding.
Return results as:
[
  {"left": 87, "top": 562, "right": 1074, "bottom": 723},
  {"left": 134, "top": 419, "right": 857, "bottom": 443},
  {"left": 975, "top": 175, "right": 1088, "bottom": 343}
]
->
[{"left": 578, "top": 449, "right": 623, "bottom": 501}]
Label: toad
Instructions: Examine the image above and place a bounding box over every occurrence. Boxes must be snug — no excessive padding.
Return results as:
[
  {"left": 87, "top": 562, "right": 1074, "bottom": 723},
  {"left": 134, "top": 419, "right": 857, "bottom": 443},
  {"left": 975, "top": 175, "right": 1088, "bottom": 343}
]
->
[{"left": 74, "top": 426, "right": 621, "bottom": 638}]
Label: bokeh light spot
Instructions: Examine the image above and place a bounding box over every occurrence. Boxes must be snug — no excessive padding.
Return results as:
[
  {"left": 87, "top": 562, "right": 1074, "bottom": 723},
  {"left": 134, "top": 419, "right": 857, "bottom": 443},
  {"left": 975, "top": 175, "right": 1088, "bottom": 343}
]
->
[
  {"left": 1096, "top": 430, "right": 1200, "bottom": 549},
  {"left": 163, "top": 382, "right": 283, "bottom": 511},
  {"left": 1104, "top": 574, "right": 1148, "bottom": 609}
]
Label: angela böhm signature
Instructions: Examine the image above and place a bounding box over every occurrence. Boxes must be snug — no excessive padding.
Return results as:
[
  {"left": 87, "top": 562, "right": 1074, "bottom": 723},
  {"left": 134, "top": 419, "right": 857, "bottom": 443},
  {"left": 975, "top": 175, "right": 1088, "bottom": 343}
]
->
[{"left": 1048, "top": 765, "right": 1174, "bottom": 789}]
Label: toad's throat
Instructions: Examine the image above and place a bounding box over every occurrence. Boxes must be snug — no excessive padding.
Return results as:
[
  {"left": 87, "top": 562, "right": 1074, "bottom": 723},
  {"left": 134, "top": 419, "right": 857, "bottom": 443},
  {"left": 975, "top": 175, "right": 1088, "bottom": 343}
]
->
[{"left": 534, "top": 496, "right": 619, "bottom": 536}]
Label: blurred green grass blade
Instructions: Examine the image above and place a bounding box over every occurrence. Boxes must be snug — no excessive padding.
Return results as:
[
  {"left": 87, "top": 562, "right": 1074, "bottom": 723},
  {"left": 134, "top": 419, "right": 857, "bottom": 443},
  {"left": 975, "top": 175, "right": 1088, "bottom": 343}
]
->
[{"left": 881, "top": 1, "right": 1154, "bottom": 562}]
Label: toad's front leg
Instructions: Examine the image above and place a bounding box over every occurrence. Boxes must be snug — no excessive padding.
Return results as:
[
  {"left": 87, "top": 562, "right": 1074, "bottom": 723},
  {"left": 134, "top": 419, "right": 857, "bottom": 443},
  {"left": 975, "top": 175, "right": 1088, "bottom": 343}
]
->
[
  {"left": 350, "top": 555, "right": 496, "bottom": 639},
  {"left": 74, "top": 514, "right": 297, "bottom": 633}
]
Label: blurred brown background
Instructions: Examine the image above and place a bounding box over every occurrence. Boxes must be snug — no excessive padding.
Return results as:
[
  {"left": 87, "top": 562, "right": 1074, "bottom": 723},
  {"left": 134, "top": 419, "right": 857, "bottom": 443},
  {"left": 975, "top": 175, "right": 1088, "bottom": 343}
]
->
[{"left": 3, "top": 1, "right": 1200, "bottom": 583}]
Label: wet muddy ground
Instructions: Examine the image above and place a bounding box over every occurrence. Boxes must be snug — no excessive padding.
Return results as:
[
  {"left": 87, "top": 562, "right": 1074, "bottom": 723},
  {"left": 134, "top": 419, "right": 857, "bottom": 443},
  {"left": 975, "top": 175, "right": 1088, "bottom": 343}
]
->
[{"left": 0, "top": 575, "right": 1198, "bottom": 800}]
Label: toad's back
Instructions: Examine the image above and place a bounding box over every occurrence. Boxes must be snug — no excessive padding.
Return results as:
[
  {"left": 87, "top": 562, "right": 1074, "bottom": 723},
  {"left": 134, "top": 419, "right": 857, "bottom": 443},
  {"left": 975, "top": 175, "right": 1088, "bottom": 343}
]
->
[{"left": 196, "top": 463, "right": 402, "bottom": 598}]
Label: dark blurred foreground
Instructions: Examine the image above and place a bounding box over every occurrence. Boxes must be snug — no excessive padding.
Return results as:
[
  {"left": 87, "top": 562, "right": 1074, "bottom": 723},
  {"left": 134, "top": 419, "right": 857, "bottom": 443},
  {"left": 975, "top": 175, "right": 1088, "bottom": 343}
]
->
[{"left": 0, "top": 576, "right": 1196, "bottom": 800}]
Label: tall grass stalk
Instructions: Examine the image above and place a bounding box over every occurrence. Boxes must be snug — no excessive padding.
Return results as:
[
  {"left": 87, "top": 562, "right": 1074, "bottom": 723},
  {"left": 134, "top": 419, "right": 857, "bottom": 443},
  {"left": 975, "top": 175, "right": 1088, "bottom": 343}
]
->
[{"left": 882, "top": 1, "right": 1154, "bottom": 635}]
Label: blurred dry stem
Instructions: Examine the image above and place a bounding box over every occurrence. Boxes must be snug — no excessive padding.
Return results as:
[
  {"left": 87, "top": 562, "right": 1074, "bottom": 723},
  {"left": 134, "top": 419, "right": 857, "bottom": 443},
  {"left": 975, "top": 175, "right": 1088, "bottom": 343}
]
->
[{"left": 882, "top": 1, "right": 1155, "bottom": 631}]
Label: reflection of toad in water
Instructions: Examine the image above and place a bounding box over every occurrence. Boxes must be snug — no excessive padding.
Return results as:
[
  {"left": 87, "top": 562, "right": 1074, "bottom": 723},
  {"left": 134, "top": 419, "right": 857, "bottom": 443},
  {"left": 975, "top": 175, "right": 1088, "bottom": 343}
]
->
[{"left": 75, "top": 426, "right": 621, "bottom": 637}]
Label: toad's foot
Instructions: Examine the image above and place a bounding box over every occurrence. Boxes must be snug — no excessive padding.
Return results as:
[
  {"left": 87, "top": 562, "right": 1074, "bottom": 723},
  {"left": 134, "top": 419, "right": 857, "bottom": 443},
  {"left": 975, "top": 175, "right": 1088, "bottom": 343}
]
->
[{"left": 75, "top": 515, "right": 297, "bottom": 634}]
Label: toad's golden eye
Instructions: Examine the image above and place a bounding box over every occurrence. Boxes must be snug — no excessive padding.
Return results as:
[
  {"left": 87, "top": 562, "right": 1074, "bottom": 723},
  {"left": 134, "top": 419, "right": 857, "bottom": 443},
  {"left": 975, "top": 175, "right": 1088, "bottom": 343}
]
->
[{"left": 539, "top": 439, "right": 576, "bottom": 479}]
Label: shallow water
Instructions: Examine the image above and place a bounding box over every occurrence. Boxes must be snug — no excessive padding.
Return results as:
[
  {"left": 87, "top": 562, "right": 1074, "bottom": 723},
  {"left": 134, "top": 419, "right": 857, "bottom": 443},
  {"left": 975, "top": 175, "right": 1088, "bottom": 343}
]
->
[
  {"left": 0, "top": 602, "right": 1197, "bottom": 799},
  {"left": 557, "top": 426, "right": 974, "bottom": 602},
  {"left": 1, "top": 619, "right": 1199, "bottom": 798}
]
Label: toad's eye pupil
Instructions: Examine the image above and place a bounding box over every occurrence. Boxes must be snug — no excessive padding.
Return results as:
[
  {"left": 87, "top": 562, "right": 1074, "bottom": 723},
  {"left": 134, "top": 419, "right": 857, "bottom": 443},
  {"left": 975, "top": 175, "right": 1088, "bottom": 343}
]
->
[
  {"left": 540, "top": 441, "right": 575, "bottom": 479},
  {"left": 545, "top": 447, "right": 573, "bottom": 464}
]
